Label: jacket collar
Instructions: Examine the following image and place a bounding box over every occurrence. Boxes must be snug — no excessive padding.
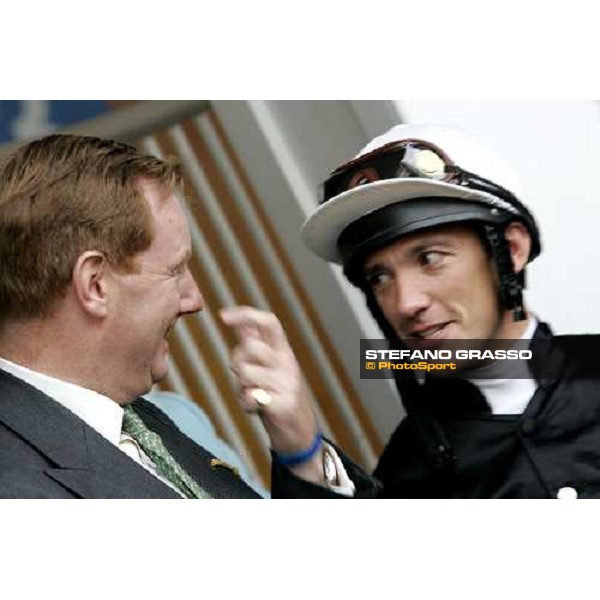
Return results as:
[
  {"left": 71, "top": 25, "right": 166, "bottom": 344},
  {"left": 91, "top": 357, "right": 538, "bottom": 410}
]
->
[{"left": 528, "top": 321, "right": 564, "bottom": 381}]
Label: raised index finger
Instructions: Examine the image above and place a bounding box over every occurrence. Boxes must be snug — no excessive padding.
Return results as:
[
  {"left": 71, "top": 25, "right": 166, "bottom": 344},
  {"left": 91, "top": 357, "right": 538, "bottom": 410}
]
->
[{"left": 219, "top": 306, "right": 289, "bottom": 350}]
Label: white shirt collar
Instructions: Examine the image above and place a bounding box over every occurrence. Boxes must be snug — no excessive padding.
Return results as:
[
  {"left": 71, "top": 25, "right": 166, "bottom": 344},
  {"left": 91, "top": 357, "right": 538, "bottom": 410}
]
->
[{"left": 0, "top": 356, "right": 124, "bottom": 445}]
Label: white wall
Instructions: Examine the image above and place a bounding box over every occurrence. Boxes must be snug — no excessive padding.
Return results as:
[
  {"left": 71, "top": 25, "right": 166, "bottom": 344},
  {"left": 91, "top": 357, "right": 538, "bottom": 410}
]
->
[{"left": 397, "top": 100, "right": 600, "bottom": 335}]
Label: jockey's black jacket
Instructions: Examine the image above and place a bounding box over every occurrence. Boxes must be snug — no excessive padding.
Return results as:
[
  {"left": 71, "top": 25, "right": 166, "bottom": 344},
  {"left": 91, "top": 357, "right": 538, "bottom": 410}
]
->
[{"left": 374, "top": 322, "right": 600, "bottom": 498}]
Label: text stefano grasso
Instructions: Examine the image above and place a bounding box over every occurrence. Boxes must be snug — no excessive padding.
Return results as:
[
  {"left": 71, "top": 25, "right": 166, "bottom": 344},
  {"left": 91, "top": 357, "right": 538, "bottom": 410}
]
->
[{"left": 364, "top": 349, "right": 533, "bottom": 361}]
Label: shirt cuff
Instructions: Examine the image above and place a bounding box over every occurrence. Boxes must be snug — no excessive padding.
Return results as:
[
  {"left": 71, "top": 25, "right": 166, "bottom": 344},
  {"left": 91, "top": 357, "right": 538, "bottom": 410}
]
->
[{"left": 323, "top": 442, "right": 356, "bottom": 497}]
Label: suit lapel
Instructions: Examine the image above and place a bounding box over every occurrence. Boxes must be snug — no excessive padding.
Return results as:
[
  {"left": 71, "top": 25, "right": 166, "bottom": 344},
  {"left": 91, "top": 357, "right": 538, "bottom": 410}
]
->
[
  {"left": 0, "top": 369, "right": 179, "bottom": 498},
  {"left": 134, "top": 399, "right": 261, "bottom": 499}
]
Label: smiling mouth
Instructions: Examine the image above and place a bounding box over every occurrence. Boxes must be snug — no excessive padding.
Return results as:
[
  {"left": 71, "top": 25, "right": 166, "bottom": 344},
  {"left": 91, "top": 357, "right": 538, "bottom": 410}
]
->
[{"left": 408, "top": 322, "right": 451, "bottom": 340}]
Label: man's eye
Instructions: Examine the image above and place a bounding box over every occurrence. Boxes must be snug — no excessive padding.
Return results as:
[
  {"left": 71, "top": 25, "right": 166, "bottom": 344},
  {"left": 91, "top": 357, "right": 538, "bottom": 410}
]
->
[
  {"left": 419, "top": 251, "right": 444, "bottom": 267},
  {"left": 365, "top": 271, "right": 391, "bottom": 290}
]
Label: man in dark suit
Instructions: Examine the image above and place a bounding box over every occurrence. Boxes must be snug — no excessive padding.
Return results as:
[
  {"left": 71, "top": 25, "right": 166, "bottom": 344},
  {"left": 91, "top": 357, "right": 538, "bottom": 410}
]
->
[{"left": 0, "top": 134, "right": 377, "bottom": 499}]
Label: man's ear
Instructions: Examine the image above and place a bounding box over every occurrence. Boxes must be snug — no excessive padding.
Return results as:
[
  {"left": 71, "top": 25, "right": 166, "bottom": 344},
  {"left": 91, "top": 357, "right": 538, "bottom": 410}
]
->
[
  {"left": 72, "top": 251, "right": 111, "bottom": 318},
  {"left": 504, "top": 221, "right": 531, "bottom": 274}
]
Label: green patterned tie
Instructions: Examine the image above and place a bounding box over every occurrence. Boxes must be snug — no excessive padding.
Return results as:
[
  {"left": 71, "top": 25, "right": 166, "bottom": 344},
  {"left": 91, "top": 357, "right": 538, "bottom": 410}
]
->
[{"left": 122, "top": 406, "right": 211, "bottom": 499}]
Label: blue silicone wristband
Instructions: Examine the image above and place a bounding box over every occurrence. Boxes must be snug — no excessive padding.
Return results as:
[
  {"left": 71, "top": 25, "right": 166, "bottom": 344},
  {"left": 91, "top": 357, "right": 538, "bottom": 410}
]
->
[{"left": 273, "top": 433, "right": 324, "bottom": 467}]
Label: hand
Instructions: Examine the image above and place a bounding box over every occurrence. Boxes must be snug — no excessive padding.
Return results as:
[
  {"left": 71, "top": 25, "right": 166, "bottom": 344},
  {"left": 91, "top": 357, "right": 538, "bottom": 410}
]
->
[{"left": 220, "top": 306, "right": 324, "bottom": 484}]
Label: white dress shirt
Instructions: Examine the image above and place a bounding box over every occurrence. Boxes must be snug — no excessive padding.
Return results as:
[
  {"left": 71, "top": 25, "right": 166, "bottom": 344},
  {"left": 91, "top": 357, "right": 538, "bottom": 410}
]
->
[{"left": 0, "top": 356, "right": 183, "bottom": 496}]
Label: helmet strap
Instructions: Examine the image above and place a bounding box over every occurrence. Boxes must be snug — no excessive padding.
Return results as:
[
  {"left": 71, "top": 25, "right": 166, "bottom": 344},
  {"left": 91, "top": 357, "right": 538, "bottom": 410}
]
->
[{"left": 482, "top": 224, "right": 526, "bottom": 321}]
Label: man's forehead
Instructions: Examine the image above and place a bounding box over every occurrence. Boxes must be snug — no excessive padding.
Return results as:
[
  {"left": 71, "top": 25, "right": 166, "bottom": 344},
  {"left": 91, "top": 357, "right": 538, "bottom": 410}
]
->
[
  {"left": 138, "top": 177, "right": 172, "bottom": 199},
  {"left": 144, "top": 186, "right": 190, "bottom": 243},
  {"left": 363, "top": 223, "right": 483, "bottom": 269}
]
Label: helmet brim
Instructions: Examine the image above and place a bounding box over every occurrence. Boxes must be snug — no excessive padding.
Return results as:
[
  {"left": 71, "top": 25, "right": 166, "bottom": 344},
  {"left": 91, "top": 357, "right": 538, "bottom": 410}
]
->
[{"left": 301, "top": 178, "right": 520, "bottom": 264}]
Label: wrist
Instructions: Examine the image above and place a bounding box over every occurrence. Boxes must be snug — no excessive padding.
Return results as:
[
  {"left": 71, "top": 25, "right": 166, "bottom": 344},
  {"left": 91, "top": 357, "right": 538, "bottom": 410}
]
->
[
  {"left": 273, "top": 432, "right": 327, "bottom": 486},
  {"left": 273, "top": 432, "right": 323, "bottom": 467},
  {"left": 264, "top": 412, "right": 319, "bottom": 456}
]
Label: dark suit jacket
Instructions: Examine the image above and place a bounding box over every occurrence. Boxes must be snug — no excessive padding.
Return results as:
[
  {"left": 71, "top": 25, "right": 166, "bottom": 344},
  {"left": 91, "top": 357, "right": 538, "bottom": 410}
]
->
[
  {"left": 0, "top": 368, "right": 380, "bottom": 499},
  {"left": 0, "top": 368, "right": 261, "bottom": 498}
]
